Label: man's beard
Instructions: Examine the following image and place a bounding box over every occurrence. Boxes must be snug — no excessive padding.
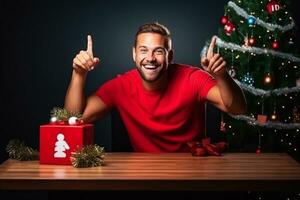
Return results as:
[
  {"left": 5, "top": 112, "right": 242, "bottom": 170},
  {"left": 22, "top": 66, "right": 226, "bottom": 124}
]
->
[{"left": 137, "top": 59, "right": 167, "bottom": 83}]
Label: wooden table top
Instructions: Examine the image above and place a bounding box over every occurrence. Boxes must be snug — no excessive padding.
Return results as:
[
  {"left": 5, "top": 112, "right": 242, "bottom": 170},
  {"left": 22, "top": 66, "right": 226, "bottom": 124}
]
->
[{"left": 0, "top": 153, "right": 299, "bottom": 191}]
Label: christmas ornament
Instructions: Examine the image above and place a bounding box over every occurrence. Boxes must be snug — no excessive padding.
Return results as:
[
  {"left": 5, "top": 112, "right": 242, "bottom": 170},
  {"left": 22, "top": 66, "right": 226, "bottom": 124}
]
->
[
  {"left": 272, "top": 40, "right": 279, "bottom": 49},
  {"left": 70, "top": 144, "right": 105, "bottom": 168},
  {"left": 68, "top": 116, "right": 82, "bottom": 125},
  {"left": 256, "top": 146, "right": 261, "bottom": 154},
  {"left": 220, "top": 16, "right": 228, "bottom": 25},
  {"left": 296, "top": 78, "right": 300, "bottom": 87},
  {"left": 293, "top": 106, "right": 300, "bottom": 123},
  {"left": 257, "top": 115, "right": 267, "bottom": 124},
  {"left": 224, "top": 21, "right": 236, "bottom": 36},
  {"left": 266, "top": 1, "right": 282, "bottom": 14},
  {"left": 264, "top": 73, "right": 273, "bottom": 85},
  {"left": 288, "top": 38, "right": 294, "bottom": 45},
  {"left": 228, "top": 66, "right": 237, "bottom": 78},
  {"left": 187, "top": 138, "right": 226, "bottom": 156},
  {"left": 220, "top": 115, "right": 226, "bottom": 132},
  {"left": 249, "top": 37, "right": 255, "bottom": 46},
  {"left": 50, "top": 116, "right": 58, "bottom": 124},
  {"left": 244, "top": 37, "right": 255, "bottom": 47},
  {"left": 247, "top": 16, "right": 256, "bottom": 27},
  {"left": 241, "top": 72, "right": 254, "bottom": 86},
  {"left": 256, "top": 132, "right": 262, "bottom": 154},
  {"left": 6, "top": 139, "right": 39, "bottom": 161}
]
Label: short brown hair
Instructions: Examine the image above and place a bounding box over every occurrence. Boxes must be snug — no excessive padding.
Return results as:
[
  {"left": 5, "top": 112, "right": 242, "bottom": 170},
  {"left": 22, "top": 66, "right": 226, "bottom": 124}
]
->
[{"left": 134, "top": 22, "right": 172, "bottom": 50}]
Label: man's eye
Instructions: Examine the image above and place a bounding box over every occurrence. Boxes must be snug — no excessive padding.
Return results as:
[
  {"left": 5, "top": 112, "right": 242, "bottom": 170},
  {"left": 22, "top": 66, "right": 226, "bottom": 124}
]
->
[
  {"left": 140, "top": 49, "right": 147, "bottom": 54},
  {"left": 154, "top": 50, "right": 164, "bottom": 55}
]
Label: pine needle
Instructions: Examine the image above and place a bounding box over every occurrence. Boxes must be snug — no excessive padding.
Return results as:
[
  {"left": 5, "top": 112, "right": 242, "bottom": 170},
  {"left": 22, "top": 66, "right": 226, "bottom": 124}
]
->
[
  {"left": 70, "top": 145, "right": 105, "bottom": 168},
  {"left": 6, "top": 139, "right": 39, "bottom": 161},
  {"left": 50, "top": 107, "right": 82, "bottom": 122}
]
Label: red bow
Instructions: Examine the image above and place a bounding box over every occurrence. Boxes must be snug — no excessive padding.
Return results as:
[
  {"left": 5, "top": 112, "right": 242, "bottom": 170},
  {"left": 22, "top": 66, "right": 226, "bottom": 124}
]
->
[{"left": 187, "top": 137, "right": 226, "bottom": 156}]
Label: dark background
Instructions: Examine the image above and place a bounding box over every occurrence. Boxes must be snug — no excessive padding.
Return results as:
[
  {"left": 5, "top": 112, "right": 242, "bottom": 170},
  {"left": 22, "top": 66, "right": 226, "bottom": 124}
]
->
[
  {"left": 1, "top": 0, "right": 300, "bottom": 199},
  {"left": 1, "top": 0, "right": 299, "bottom": 163}
]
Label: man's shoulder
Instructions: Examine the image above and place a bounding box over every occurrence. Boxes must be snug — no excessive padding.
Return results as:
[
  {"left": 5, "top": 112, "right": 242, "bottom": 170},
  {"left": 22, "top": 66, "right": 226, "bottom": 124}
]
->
[
  {"left": 112, "top": 68, "right": 138, "bottom": 81},
  {"left": 171, "top": 63, "right": 209, "bottom": 75}
]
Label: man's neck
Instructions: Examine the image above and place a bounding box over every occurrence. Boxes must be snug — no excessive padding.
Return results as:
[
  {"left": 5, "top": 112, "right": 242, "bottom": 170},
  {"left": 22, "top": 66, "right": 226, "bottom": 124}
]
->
[{"left": 142, "top": 73, "right": 168, "bottom": 92}]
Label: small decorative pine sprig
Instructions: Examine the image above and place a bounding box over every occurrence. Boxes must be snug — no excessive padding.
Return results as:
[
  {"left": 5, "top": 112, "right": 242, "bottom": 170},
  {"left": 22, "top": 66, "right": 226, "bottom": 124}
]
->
[
  {"left": 6, "top": 139, "right": 39, "bottom": 161},
  {"left": 50, "top": 107, "right": 82, "bottom": 122},
  {"left": 70, "top": 145, "right": 105, "bottom": 168}
]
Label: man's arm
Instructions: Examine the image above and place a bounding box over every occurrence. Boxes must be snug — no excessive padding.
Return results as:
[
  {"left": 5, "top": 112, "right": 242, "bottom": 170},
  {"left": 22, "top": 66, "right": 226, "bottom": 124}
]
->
[
  {"left": 64, "top": 35, "right": 110, "bottom": 123},
  {"left": 201, "top": 36, "right": 247, "bottom": 115}
]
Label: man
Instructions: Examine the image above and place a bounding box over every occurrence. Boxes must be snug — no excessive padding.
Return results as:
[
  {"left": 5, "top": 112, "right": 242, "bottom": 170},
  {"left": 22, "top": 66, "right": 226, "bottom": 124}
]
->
[{"left": 65, "top": 22, "right": 246, "bottom": 152}]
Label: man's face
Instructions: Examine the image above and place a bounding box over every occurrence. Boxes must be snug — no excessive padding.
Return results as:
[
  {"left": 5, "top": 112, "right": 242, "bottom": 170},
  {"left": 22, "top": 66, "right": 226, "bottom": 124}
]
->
[{"left": 133, "top": 33, "right": 172, "bottom": 83}]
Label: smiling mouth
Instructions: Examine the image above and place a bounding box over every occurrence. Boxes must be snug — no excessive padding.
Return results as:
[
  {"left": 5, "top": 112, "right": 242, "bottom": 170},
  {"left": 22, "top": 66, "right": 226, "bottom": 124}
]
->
[{"left": 142, "top": 65, "right": 160, "bottom": 70}]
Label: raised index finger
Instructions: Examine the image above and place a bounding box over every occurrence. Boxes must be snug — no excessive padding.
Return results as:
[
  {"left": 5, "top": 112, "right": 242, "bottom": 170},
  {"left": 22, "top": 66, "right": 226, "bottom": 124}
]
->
[
  {"left": 207, "top": 36, "right": 216, "bottom": 59},
  {"left": 87, "top": 35, "right": 93, "bottom": 57}
]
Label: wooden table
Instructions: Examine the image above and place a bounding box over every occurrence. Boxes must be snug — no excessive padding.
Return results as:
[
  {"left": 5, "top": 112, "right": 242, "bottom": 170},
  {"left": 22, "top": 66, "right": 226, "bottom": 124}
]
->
[{"left": 0, "top": 153, "right": 299, "bottom": 191}]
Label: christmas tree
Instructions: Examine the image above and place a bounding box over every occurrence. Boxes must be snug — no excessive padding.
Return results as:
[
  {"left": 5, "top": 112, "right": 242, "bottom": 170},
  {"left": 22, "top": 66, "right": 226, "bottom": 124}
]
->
[{"left": 203, "top": 0, "right": 300, "bottom": 160}]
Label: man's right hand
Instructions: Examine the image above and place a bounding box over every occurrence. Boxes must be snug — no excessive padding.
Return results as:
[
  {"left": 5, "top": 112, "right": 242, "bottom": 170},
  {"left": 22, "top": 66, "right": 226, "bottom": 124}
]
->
[{"left": 72, "top": 35, "right": 100, "bottom": 75}]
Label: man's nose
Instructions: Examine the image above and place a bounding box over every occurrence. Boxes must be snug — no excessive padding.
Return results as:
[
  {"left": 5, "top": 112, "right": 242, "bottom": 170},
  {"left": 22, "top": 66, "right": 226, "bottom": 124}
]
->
[{"left": 146, "top": 51, "right": 156, "bottom": 62}]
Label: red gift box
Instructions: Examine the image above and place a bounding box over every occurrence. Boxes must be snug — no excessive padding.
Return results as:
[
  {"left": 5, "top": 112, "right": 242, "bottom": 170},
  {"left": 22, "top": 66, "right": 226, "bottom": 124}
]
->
[{"left": 39, "top": 124, "right": 94, "bottom": 165}]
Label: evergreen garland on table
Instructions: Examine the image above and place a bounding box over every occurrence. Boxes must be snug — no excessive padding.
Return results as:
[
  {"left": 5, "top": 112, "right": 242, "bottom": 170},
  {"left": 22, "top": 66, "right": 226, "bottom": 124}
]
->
[
  {"left": 70, "top": 145, "right": 105, "bottom": 168},
  {"left": 50, "top": 107, "right": 82, "bottom": 122},
  {"left": 6, "top": 139, "right": 39, "bottom": 161}
]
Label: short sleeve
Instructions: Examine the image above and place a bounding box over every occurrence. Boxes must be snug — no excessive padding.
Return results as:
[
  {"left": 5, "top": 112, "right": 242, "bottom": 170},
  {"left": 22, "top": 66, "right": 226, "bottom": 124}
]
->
[
  {"left": 95, "top": 78, "right": 117, "bottom": 108},
  {"left": 190, "top": 69, "right": 217, "bottom": 101}
]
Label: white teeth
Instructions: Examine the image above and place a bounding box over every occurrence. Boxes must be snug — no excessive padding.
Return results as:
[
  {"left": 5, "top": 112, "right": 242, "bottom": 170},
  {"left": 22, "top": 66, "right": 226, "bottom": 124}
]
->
[{"left": 143, "top": 65, "right": 157, "bottom": 69}]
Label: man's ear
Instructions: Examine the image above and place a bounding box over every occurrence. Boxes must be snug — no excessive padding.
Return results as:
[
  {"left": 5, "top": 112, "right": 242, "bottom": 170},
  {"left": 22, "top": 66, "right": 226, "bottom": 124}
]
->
[
  {"left": 132, "top": 47, "right": 136, "bottom": 62},
  {"left": 168, "top": 49, "right": 173, "bottom": 63}
]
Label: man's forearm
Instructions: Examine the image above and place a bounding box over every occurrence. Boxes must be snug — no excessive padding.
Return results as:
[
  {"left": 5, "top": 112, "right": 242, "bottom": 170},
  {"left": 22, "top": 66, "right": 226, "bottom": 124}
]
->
[
  {"left": 64, "top": 70, "right": 87, "bottom": 113},
  {"left": 216, "top": 73, "right": 247, "bottom": 115}
]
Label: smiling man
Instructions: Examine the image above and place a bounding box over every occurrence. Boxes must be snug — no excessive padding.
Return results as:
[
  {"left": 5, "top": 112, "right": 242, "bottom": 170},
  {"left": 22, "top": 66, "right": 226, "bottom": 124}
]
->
[{"left": 65, "top": 22, "right": 246, "bottom": 152}]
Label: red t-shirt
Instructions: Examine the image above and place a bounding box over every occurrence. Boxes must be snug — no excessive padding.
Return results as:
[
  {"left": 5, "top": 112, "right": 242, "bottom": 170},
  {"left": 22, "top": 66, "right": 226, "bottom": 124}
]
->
[{"left": 96, "top": 63, "right": 216, "bottom": 152}]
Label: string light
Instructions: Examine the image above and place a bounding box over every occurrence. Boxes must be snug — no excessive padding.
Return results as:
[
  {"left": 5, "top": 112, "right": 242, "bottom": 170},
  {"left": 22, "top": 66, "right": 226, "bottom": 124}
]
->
[{"left": 264, "top": 73, "right": 272, "bottom": 84}]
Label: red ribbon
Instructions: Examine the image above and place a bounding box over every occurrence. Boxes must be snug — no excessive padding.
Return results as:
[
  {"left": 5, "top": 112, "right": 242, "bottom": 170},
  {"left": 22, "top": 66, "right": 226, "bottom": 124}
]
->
[{"left": 187, "top": 137, "right": 226, "bottom": 156}]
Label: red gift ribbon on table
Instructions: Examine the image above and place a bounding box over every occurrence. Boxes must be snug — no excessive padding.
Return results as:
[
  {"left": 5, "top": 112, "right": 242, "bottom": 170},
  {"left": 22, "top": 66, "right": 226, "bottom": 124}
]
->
[{"left": 187, "top": 137, "right": 226, "bottom": 156}]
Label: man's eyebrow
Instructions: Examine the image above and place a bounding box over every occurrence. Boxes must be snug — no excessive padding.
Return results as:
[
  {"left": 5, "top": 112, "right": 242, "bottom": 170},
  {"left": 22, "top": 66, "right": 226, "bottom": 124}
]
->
[
  {"left": 153, "top": 47, "right": 166, "bottom": 51},
  {"left": 138, "top": 46, "right": 148, "bottom": 49}
]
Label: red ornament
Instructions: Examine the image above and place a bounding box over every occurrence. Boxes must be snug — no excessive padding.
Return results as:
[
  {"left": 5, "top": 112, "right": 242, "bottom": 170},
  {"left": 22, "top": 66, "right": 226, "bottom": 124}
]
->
[
  {"left": 249, "top": 37, "right": 255, "bottom": 46},
  {"left": 272, "top": 40, "right": 279, "bottom": 49},
  {"left": 266, "top": 1, "right": 282, "bottom": 14},
  {"left": 244, "top": 37, "right": 255, "bottom": 47},
  {"left": 224, "top": 21, "right": 236, "bottom": 36},
  {"left": 220, "top": 16, "right": 228, "bottom": 25},
  {"left": 256, "top": 147, "right": 261, "bottom": 154},
  {"left": 220, "top": 121, "right": 226, "bottom": 132}
]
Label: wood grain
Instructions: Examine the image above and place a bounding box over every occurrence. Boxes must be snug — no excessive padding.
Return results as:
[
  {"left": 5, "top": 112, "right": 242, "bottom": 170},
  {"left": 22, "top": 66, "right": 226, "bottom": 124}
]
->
[{"left": 0, "top": 153, "right": 299, "bottom": 191}]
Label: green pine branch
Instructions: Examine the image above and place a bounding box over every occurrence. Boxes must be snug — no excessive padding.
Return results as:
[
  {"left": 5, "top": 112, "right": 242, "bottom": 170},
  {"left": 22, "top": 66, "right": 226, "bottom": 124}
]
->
[
  {"left": 50, "top": 107, "right": 82, "bottom": 122},
  {"left": 70, "top": 145, "right": 105, "bottom": 168},
  {"left": 6, "top": 139, "right": 39, "bottom": 161}
]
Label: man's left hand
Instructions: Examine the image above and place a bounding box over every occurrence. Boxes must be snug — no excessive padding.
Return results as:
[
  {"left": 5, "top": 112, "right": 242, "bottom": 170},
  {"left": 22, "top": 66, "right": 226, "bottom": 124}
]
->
[{"left": 201, "top": 36, "right": 227, "bottom": 78}]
